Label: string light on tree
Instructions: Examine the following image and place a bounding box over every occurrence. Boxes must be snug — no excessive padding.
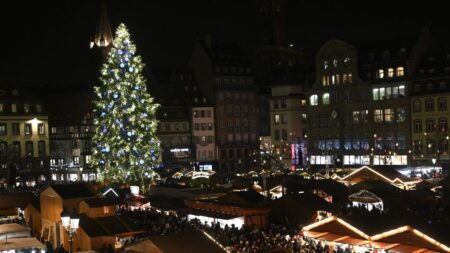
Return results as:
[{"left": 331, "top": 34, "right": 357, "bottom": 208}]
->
[{"left": 92, "top": 23, "right": 160, "bottom": 191}]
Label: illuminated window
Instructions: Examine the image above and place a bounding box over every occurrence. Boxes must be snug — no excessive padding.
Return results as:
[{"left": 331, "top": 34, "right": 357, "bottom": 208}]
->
[
  {"left": 343, "top": 74, "right": 348, "bottom": 84},
  {"left": 384, "top": 109, "right": 394, "bottom": 123},
  {"left": 348, "top": 73, "right": 353, "bottom": 83},
  {"left": 38, "top": 124, "right": 45, "bottom": 135},
  {"left": 377, "top": 69, "right": 384, "bottom": 79},
  {"left": 24, "top": 104, "right": 30, "bottom": 113},
  {"left": 103, "top": 206, "right": 110, "bottom": 214},
  {"left": 25, "top": 124, "right": 32, "bottom": 135},
  {"left": 388, "top": 68, "right": 394, "bottom": 78},
  {"left": 372, "top": 88, "right": 379, "bottom": 100},
  {"left": 323, "top": 61, "right": 328, "bottom": 70},
  {"left": 374, "top": 109, "right": 383, "bottom": 123},
  {"left": 352, "top": 111, "right": 360, "bottom": 124},
  {"left": 344, "top": 57, "right": 350, "bottom": 65},
  {"left": 396, "top": 67, "right": 404, "bottom": 77},
  {"left": 11, "top": 104, "right": 17, "bottom": 113},
  {"left": 274, "top": 114, "right": 280, "bottom": 124},
  {"left": 309, "top": 95, "right": 318, "bottom": 106},
  {"left": 336, "top": 74, "right": 340, "bottom": 84},
  {"left": 322, "top": 93, "right": 330, "bottom": 105},
  {"left": 396, "top": 108, "right": 406, "bottom": 123},
  {"left": 331, "top": 75, "right": 335, "bottom": 85},
  {"left": 322, "top": 76, "right": 327, "bottom": 86},
  {"left": 399, "top": 85, "right": 405, "bottom": 96},
  {"left": 73, "top": 156, "right": 80, "bottom": 165},
  {"left": 333, "top": 59, "right": 338, "bottom": 67},
  {"left": 0, "top": 124, "right": 6, "bottom": 135},
  {"left": 301, "top": 100, "right": 306, "bottom": 106}
]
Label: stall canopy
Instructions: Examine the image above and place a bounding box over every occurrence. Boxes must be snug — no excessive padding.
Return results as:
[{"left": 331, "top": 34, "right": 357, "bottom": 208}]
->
[{"left": 0, "top": 237, "right": 45, "bottom": 251}]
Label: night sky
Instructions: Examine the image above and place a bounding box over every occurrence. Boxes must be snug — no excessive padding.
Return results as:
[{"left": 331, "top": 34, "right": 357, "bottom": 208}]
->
[{"left": 0, "top": 0, "right": 448, "bottom": 88}]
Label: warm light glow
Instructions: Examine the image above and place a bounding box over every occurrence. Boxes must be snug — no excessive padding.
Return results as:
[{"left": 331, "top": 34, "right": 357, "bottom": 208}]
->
[
  {"left": 27, "top": 118, "right": 42, "bottom": 125},
  {"left": 341, "top": 166, "right": 421, "bottom": 188}
]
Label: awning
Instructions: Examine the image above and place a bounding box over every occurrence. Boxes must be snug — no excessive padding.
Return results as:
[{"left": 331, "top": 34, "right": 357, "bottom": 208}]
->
[
  {"left": 0, "top": 237, "right": 45, "bottom": 251},
  {"left": 0, "top": 223, "right": 30, "bottom": 234}
]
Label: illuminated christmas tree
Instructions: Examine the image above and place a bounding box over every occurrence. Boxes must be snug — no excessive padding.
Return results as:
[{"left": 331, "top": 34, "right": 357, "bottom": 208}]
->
[{"left": 92, "top": 23, "right": 160, "bottom": 191}]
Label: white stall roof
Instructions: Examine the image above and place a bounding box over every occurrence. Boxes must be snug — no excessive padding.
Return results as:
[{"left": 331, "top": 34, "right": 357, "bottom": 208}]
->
[{"left": 0, "top": 237, "right": 45, "bottom": 251}]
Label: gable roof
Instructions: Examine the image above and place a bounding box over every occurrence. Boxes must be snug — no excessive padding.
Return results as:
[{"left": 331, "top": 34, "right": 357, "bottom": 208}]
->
[
  {"left": 216, "top": 189, "right": 268, "bottom": 207},
  {"left": 342, "top": 166, "right": 422, "bottom": 185},
  {"left": 79, "top": 214, "right": 140, "bottom": 237}
]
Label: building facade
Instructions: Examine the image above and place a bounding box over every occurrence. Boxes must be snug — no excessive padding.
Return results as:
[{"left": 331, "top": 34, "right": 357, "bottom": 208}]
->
[
  {"left": 306, "top": 34, "right": 430, "bottom": 169},
  {"left": 190, "top": 36, "right": 259, "bottom": 173},
  {"left": 410, "top": 47, "right": 450, "bottom": 171},
  {"left": 0, "top": 89, "right": 49, "bottom": 185},
  {"left": 270, "top": 85, "right": 307, "bottom": 171}
]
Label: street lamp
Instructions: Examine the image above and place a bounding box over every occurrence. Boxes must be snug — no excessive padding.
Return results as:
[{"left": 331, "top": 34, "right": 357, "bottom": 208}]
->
[
  {"left": 432, "top": 157, "right": 437, "bottom": 176},
  {"left": 61, "top": 212, "right": 80, "bottom": 253}
]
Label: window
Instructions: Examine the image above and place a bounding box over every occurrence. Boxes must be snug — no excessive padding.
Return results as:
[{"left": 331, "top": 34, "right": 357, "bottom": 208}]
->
[
  {"left": 165, "top": 123, "right": 170, "bottom": 131},
  {"left": 374, "top": 109, "right": 383, "bottom": 123},
  {"left": 352, "top": 111, "right": 360, "bottom": 124},
  {"left": 438, "top": 97, "right": 447, "bottom": 111},
  {"left": 414, "top": 140, "right": 423, "bottom": 154},
  {"left": 274, "top": 130, "right": 280, "bottom": 141},
  {"left": 396, "top": 108, "right": 406, "bottom": 123},
  {"left": 426, "top": 119, "right": 435, "bottom": 132},
  {"left": 322, "top": 76, "right": 328, "bottom": 86},
  {"left": 12, "top": 123, "right": 19, "bottom": 135},
  {"left": 425, "top": 99, "right": 434, "bottom": 112},
  {"left": 342, "top": 74, "right": 348, "bottom": 84},
  {"left": 25, "top": 141, "right": 33, "bottom": 157},
  {"left": 331, "top": 75, "right": 335, "bottom": 85},
  {"left": 384, "top": 109, "right": 394, "bottom": 123},
  {"left": 388, "top": 68, "right": 394, "bottom": 78},
  {"left": 280, "top": 99, "right": 287, "bottom": 108},
  {"left": 396, "top": 67, "right": 404, "bottom": 77},
  {"left": 0, "top": 104, "right": 3, "bottom": 112},
  {"left": 0, "top": 142, "right": 7, "bottom": 157},
  {"left": 336, "top": 74, "right": 340, "bottom": 84},
  {"left": 439, "top": 118, "right": 448, "bottom": 131},
  {"left": 413, "top": 99, "right": 421, "bottom": 112},
  {"left": 38, "top": 141, "right": 46, "bottom": 158},
  {"left": 377, "top": 69, "right": 384, "bottom": 79},
  {"left": 103, "top": 206, "right": 110, "bottom": 214},
  {"left": 361, "top": 110, "right": 369, "bottom": 124},
  {"left": 414, "top": 120, "right": 422, "bottom": 133},
  {"left": 322, "top": 93, "right": 330, "bottom": 105},
  {"left": 309, "top": 95, "right": 318, "bottom": 106},
  {"left": 324, "top": 61, "right": 328, "bottom": 70},
  {"left": 24, "top": 103, "right": 30, "bottom": 113},
  {"left": 193, "top": 111, "right": 198, "bottom": 117},
  {"left": 38, "top": 124, "right": 45, "bottom": 135},
  {"left": 281, "top": 114, "right": 287, "bottom": 124},
  {"left": 348, "top": 73, "right": 353, "bottom": 83},
  {"left": 333, "top": 59, "right": 338, "bottom": 67},
  {"left": 0, "top": 124, "right": 6, "bottom": 135},
  {"left": 274, "top": 114, "right": 280, "bottom": 124},
  {"left": 372, "top": 88, "right": 380, "bottom": 101},
  {"left": 281, "top": 129, "right": 288, "bottom": 141},
  {"left": 11, "top": 104, "right": 17, "bottom": 113}
]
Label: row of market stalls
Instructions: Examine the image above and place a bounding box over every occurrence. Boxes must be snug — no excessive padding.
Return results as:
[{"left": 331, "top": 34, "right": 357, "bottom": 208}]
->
[
  {"left": 301, "top": 216, "right": 450, "bottom": 253},
  {"left": 0, "top": 223, "right": 45, "bottom": 253}
]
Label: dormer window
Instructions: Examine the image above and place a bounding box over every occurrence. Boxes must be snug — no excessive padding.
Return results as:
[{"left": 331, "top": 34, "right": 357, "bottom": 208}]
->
[
  {"left": 344, "top": 57, "right": 350, "bottom": 65},
  {"left": 333, "top": 59, "right": 338, "bottom": 67},
  {"left": 324, "top": 61, "right": 329, "bottom": 70}
]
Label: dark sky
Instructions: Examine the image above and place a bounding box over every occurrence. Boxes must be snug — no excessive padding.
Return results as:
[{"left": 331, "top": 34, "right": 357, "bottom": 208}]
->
[{"left": 0, "top": 0, "right": 448, "bottom": 88}]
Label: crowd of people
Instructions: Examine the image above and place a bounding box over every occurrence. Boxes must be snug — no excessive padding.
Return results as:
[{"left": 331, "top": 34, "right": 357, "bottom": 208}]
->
[{"left": 117, "top": 207, "right": 350, "bottom": 253}]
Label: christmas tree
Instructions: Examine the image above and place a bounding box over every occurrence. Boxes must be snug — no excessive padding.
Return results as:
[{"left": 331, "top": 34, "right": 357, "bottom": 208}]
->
[{"left": 92, "top": 23, "right": 160, "bottom": 191}]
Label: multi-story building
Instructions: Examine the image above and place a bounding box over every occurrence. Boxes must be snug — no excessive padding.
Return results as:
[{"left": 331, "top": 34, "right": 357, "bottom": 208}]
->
[
  {"left": 190, "top": 36, "right": 259, "bottom": 173},
  {"left": 46, "top": 91, "right": 96, "bottom": 182},
  {"left": 174, "top": 69, "right": 217, "bottom": 170},
  {"left": 268, "top": 65, "right": 313, "bottom": 171},
  {"left": 0, "top": 89, "right": 49, "bottom": 186},
  {"left": 306, "top": 30, "right": 431, "bottom": 169},
  {"left": 149, "top": 66, "right": 195, "bottom": 170},
  {"left": 410, "top": 47, "right": 450, "bottom": 171}
]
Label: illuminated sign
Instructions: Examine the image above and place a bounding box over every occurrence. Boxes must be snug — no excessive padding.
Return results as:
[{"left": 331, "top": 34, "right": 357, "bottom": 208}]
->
[
  {"left": 170, "top": 148, "right": 189, "bottom": 153},
  {"left": 192, "top": 171, "right": 210, "bottom": 179}
]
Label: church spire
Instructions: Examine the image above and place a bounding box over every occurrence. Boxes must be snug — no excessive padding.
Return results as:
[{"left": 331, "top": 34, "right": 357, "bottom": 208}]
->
[{"left": 90, "top": 0, "right": 113, "bottom": 49}]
